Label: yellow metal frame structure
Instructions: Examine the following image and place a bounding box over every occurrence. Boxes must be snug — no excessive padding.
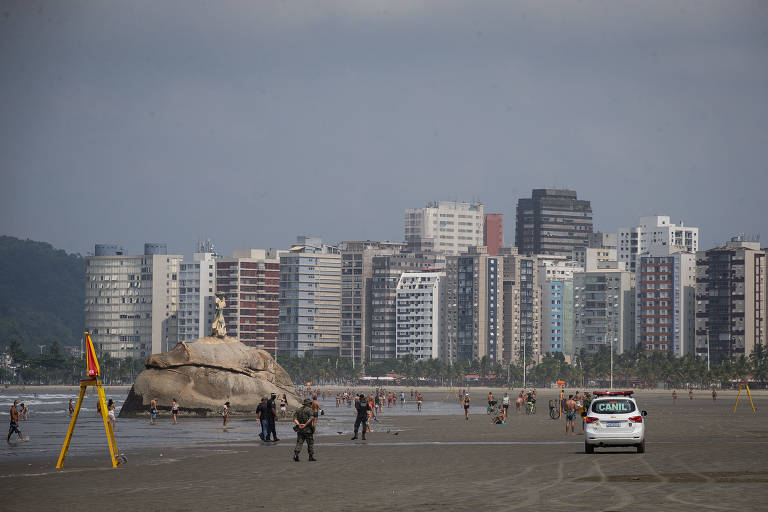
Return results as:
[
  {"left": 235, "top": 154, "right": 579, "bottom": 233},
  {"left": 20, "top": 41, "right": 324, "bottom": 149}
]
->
[
  {"left": 56, "top": 331, "right": 120, "bottom": 469},
  {"left": 56, "top": 378, "right": 119, "bottom": 468},
  {"left": 732, "top": 382, "right": 757, "bottom": 414}
]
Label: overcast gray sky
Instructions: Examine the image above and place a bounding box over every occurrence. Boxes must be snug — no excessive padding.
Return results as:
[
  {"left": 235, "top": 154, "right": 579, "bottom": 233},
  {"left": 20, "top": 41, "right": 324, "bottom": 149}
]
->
[{"left": 1, "top": 0, "right": 767, "bottom": 257}]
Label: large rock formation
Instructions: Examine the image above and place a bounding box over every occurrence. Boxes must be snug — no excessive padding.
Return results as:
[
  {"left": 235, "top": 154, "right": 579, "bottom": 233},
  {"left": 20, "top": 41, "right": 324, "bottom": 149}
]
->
[{"left": 119, "top": 336, "right": 299, "bottom": 417}]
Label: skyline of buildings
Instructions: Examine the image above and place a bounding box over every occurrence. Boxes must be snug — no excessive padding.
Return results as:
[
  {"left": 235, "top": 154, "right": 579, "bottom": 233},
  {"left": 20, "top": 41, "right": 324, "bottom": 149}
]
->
[{"left": 83, "top": 189, "right": 768, "bottom": 366}]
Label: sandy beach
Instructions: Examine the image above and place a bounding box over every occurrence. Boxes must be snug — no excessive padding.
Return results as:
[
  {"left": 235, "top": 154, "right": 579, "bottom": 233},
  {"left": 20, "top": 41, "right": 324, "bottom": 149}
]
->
[{"left": 1, "top": 387, "right": 766, "bottom": 511}]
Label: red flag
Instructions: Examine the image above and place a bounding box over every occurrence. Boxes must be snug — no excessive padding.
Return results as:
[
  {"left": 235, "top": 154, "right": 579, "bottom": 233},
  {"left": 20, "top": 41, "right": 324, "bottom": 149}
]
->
[{"left": 85, "top": 332, "right": 100, "bottom": 378}]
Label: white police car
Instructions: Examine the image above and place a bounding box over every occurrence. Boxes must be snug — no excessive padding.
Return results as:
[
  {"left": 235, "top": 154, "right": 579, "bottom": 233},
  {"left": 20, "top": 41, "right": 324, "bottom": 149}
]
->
[{"left": 584, "top": 391, "right": 647, "bottom": 454}]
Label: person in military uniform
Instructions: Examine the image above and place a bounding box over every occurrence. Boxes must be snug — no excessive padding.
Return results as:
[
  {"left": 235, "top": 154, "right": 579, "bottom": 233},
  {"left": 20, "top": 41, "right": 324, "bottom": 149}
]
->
[{"left": 293, "top": 398, "right": 316, "bottom": 462}]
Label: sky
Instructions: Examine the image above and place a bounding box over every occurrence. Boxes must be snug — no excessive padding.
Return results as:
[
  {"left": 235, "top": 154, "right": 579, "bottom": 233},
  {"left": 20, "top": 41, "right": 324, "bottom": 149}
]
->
[{"left": 1, "top": 0, "right": 767, "bottom": 258}]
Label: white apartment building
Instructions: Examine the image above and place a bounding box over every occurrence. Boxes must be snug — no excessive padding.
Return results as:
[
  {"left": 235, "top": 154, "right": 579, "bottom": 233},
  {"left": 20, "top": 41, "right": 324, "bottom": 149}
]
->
[
  {"left": 396, "top": 271, "right": 445, "bottom": 360},
  {"left": 404, "top": 201, "right": 484, "bottom": 255},
  {"left": 177, "top": 249, "right": 217, "bottom": 343},
  {"left": 279, "top": 237, "right": 342, "bottom": 357},
  {"left": 573, "top": 247, "right": 624, "bottom": 272},
  {"left": 618, "top": 216, "right": 698, "bottom": 272},
  {"left": 85, "top": 243, "right": 182, "bottom": 359}
]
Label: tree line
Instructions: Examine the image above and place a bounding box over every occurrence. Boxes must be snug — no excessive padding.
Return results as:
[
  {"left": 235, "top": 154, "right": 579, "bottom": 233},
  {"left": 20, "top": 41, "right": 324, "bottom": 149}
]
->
[{"left": 4, "top": 339, "right": 767, "bottom": 390}]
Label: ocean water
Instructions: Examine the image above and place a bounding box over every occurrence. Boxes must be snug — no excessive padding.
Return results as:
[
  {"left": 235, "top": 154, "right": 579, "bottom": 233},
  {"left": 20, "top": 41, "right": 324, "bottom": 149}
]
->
[{"left": 0, "top": 389, "right": 486, "bottom": 462}]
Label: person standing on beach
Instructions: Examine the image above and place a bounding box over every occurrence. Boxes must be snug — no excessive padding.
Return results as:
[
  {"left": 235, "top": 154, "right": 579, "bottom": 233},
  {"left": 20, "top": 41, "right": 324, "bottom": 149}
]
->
[
  {"left": 351, "top": 394, "right": 370, "bottom": 440},
  {"left": 266, "top": 393, "right": 279, "bottom": 442},
  {"left": 311, "top": 395, "right": 321, "bottom": 431},
  {"left": 256, "top": 397, "right": 269, "bottom": 441},
  {"left": 564, "top": 395, "right": 577, "bottom": 435},
  {"left": 107, "top": 399, "right": 117, "bottom": 431},
  {"left": 150, "top": 398, "right": 158, "bottom": 425},
  {"left": 222, "top": 401, "right": 230, "bottom": 427},
  {"left": 417, "top": 392, "right": 423, "bottom": 412},
  {"left": 171, "top": 398, "right": 179, "bottom": 424},
  {"left": 672, "top": 390, "right": 677, "bottom": 402},
  {"left": 463, "top": 393, "right": 471, "bottom": 421},
  {"left": 293, "top": 398, "right": 316, "bottom": 462},
  {"left": 400, "top": 391, "right": 405, "bottom": 407},
  {"left": 712, "top": 389, "right": 717, "bottom": 401},
  {"left": 68, "top": 399, "right": 74, "bottom": 417},
  {"left": 502, "top": 392, "right": 510, "bottom": 422},
  {"left": 689, "top": 388, "right": 694, "bottom": 400},
  {"left": 7, "top": 400, "right": 26, "bottom": 443}
]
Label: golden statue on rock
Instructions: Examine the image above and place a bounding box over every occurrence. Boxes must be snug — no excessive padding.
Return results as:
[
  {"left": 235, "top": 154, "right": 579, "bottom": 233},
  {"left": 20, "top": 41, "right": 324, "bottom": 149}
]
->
[{"left": 211, "top": 292, "right": 227, "bottom": 337}]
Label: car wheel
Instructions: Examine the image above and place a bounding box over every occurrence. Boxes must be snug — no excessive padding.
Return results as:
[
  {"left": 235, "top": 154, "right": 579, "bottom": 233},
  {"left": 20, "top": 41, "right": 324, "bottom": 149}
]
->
[
  {"left": 636, "top": 440, "right": 645, "bottom": 453},
  {"left": 585, "top": 442, "right": 594, "bottom": 454}
]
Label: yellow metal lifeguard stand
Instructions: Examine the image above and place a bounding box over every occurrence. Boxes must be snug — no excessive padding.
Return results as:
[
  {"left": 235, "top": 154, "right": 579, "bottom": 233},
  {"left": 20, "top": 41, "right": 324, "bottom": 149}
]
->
[
  {"left": 732, "top": 381, "right": 757, "bottom": 414},
  {"left": 56, "top": 332, "right": 120, "bottom": 468}
]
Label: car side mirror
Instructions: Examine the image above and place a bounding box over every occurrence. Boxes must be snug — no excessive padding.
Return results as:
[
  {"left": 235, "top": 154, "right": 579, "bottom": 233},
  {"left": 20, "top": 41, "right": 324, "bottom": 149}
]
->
[{"left": 642, "top": 410, "right": 647, "bottom": 416}]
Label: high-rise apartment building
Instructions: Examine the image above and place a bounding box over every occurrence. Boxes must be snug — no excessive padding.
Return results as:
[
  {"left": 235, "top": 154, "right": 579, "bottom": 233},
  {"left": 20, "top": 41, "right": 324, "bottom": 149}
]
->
[
  {"left": 279, "top": 237, "right": 341, "bottom": 358},
  {"left": 216, "top": 249, "right": 280, "bottom": 354},
  {"left": 538, "top": 258, "right": 582, "bottom": 358},
  {"left": 618, "top": 216, "right": 698, "bottom": 273},
  {"left": 395, "top": 271, "right": 445, "bottom": 360},
  {"left": 573, "top": 269, "right": 635, "bottom": 354},
  {"left": 177, "top": 247, "right": 217, "bottom": 343},
  {"left": 695, "top": 236, "right": 767, "bottom": 363},
  {"left": 85, "top": 243, "right": 181, "bottom": 358},
  {"left": 340, "top": 241, "right": 405, "bottom": 365},
  {"left": 483, "top": 213, "right": 504, "bottom": 256},
  {"left": 515, "top": 189, "right": 593, "bottom": 258},
  {"left": 500, "top": 248, "right": 541, "bottom": 363},
  {"left": 635, "top": 248, "right": 696, "bottom": 357},
  {"left": 444, "top": 247, "right": 503, "bottom": 362},
  {"left": 369, "top": 251, "right": 444, "bottom": 360},
  {"left": 405, "top": 201, "right": 484, "bottom": 255}
]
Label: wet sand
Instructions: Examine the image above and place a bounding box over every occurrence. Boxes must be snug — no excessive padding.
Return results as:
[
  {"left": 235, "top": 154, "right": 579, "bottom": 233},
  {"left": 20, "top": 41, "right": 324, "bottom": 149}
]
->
[{"left": 1, "top": 388, "right": 766, "bottom": 511}]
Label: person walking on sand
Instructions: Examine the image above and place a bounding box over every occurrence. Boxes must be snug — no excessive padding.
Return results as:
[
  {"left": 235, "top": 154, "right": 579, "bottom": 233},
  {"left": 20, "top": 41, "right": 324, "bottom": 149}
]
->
[
  {"left": 564, "top": 395, "right": 577, "bottom": 435},
  {"left": 351, "top": 394, "right": 370, "bottom": 440},
  {"left": 293, "top": 398, "right": 316, "bottom": 462},
  {"left": 171, "top": 398, "right": 179, "bottom": 424},
  {"left": 7, "top": 400, "right": 27, "bottom": 443},
  {"left": 222, "top": 401, "right": 230, "bottom": 427},
  {"left": 417, "top": 392, "right": 423, "bottom": 412},
  {"left": 516, "top": 393, "right": 523, "bottom": 414},
  {"left": 672, "top": 390, "right": 677, "bottom": 402},
  {"left": 463, "top": 393, "right": 471, "bottom": 421},
  {"left": 712, "top": 389, "right": 717, "bottom": 401},
  {"left": 689, "top": 388, "right": 694, "bottom": 400},
  {"left": 150, "top": 398, "right": 158, "bottom": 425},
  {"left": 68, "top": 399, "right": 74, "bottom": 417}
]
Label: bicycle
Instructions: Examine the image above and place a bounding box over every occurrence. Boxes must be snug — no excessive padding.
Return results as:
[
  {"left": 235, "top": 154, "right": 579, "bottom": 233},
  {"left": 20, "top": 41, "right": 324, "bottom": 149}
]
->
[
  {"left": 548, "top": 400, "right": 560, "bottom": 420},
  {"left": 525, "top": 399, "right": 536, "bottom": 415},
  {"left": 487, "top": 401, "right": 501, "bottom": 416}
]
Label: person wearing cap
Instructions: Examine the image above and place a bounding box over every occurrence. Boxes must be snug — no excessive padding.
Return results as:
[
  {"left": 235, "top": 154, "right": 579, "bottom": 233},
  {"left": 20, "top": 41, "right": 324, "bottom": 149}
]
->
[{"left": 293, "top": 398, "right": 316, "bottom": 462}]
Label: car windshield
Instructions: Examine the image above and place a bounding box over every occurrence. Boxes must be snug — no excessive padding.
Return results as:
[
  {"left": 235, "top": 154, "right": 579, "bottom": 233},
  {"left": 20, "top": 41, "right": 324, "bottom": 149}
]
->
[{"left": 591, "top": 399, "right": 636, "bottom": 414}]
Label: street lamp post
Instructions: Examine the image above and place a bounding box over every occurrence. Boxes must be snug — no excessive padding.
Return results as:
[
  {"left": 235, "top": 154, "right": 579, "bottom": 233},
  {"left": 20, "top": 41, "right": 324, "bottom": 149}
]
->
[{"left": 603, "top": 332, "right": 613, "bottom": 390}]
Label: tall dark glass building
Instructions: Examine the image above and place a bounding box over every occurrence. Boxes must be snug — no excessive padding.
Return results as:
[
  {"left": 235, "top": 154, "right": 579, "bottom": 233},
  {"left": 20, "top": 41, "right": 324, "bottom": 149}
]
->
[{"left": 515, "top": 189, "right": 593, "bottom": 258}]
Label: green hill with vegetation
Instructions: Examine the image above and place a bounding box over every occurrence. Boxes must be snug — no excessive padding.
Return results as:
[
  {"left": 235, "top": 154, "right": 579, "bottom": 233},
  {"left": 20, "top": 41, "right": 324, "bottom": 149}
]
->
[{"left": 0, "top": 235, "right": 85, "bottom": 355}]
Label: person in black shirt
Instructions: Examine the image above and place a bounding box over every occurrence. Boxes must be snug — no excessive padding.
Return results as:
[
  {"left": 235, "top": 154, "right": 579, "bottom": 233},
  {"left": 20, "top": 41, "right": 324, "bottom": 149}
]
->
[
  {"left": 256, "top": 397, "right": 269, "bottom": 441},
  {"left": 266, "top": 393, "right": 279, "bottom": 442},
  {"left": 351, "top": 394, "right": 370, "bottom": 441}
]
